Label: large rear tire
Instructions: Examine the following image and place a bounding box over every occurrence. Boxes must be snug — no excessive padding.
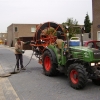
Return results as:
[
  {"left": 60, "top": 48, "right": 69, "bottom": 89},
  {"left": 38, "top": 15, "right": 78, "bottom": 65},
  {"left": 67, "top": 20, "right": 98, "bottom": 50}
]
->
[
  {"left": 68, "top": 63, "right": 88, "bottom": 89},
  {"left": 42, "top": 50, "right": 58, "bottom": 76}
]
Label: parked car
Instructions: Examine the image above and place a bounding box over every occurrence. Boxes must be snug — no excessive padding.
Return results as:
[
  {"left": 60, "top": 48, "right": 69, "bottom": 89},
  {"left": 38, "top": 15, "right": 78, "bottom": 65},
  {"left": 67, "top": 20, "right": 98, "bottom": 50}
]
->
[{"left": 84, "top": 40, "right": 100, "bottom": 49}]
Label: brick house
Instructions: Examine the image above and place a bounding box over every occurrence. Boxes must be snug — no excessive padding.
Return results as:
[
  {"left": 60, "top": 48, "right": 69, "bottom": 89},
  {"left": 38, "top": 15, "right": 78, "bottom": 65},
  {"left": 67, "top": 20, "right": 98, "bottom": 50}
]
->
[
  {"left": 92, "top": 0, "right": 100, "bottom": 40},
  {"left": 7, "top": 23, "right": 38, "bottom": 49}
]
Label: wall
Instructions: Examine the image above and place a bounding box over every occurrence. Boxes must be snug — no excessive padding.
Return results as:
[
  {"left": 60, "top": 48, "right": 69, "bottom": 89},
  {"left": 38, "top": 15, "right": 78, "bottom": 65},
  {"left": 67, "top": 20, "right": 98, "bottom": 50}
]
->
[
  {"left": 7, "top": 24, "right": 13, "bottom": 46},
  {"left": 7, "top": 24, "right": 38, "bottom": 47},
  {"left": 92, "top": 0, "right": 100, "bottom": 40}
]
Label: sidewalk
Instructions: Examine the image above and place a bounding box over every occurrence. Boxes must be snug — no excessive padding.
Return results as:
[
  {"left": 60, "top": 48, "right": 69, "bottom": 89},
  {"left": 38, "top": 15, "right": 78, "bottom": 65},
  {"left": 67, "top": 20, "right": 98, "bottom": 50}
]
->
[{"left": 0, "top": 65, "right": 20, "bottom": 100}]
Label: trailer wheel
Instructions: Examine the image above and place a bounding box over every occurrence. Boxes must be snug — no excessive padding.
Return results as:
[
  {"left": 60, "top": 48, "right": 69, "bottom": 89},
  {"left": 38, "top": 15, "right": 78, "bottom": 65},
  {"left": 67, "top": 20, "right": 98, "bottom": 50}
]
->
[
  {"left": 43, "top": 50, "right": 58, "bottom": 76},
  {"left": 68, "top": 63, "right": 88, "bottom": 89},
  {"left": 92, "top": 79, "right": 100, "bottom": 86}
]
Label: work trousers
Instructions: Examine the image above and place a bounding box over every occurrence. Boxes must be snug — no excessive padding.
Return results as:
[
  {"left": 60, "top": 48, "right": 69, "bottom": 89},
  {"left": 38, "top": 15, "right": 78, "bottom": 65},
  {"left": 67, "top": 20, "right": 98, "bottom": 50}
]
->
[{"left": 15, "top": 54, "right": 24, "bottom": 68}]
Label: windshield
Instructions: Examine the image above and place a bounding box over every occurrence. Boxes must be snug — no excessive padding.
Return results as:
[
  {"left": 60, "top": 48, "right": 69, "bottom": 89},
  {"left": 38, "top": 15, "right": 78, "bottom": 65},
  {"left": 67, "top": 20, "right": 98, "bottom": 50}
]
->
[{"left": 95, "top": 41, "right": 100, "bottom": 47}]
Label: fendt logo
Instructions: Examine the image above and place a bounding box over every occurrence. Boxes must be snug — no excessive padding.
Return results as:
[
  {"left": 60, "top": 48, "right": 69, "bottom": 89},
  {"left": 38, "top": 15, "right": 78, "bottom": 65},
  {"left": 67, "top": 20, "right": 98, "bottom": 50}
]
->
[{"left": 84, "top": 52, "right": 89, "bottom": 58}]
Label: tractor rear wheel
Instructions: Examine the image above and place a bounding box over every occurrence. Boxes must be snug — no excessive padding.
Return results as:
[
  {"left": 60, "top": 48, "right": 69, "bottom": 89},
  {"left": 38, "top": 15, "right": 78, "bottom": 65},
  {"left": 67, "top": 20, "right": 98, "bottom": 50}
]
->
[
  {"left": 68, "top": 63, "right": 88, "bottom": 89},
  {"left": 92, "top": 78, "right": 100, "bottom": 86},
  {"left": 42, "top": 50, "right": 58, "bottom": 76}
]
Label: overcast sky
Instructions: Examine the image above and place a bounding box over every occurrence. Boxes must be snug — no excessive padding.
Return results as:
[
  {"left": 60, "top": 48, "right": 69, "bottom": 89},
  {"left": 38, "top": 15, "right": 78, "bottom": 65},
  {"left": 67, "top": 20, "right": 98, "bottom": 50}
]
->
[{"left": 0, "top": 0, "right": 92, "bottom": 32}]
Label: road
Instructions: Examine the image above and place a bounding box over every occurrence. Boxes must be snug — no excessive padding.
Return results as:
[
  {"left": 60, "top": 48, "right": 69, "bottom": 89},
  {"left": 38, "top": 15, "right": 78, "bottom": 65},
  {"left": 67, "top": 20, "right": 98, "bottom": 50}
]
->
[{"left": 0, "top": 45, "right": 100, "bottom": 100}]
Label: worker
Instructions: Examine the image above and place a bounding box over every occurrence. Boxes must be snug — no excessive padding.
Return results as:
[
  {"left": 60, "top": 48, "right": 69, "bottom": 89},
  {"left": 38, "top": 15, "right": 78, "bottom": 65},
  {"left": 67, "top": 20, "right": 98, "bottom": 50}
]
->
[
  {"left": 15, "top": 37, "right": 31, "bottom": 70},
  {"left": 56, "top": 31, "right": 64, "bottom": 49}
]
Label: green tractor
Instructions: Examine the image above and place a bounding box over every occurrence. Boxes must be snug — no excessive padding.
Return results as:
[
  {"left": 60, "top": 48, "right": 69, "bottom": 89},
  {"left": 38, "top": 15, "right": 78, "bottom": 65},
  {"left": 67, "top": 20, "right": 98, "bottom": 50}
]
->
[{"left": 30, "top": 22, "right": 100, "bottom": 89}]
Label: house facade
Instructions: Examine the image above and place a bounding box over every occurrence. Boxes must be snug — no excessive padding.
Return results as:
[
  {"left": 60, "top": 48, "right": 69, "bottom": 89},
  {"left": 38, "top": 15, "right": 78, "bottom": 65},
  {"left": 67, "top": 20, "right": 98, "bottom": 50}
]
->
[
  {"left": 92, "top": 0, "right": 100, "bottom": 40},
  {"left": 7, "top": 24, "right": 38, "bottom": 47}
]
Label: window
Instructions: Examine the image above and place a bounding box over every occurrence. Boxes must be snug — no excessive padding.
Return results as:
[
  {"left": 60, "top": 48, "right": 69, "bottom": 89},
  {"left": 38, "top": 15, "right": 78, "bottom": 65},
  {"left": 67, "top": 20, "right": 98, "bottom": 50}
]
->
[
  {"left": 15, "top": 27, "right": 17, "bottom": 32},
  {"left": 95, "top": 42, "right": 100, "bottom": 47},
  {"left": 88, "top": 42, "right": 95, "bottom": 48},
  {"left": 97, "top": 31, "right": 100, "bottom": 40},
  {"left": 31, "top": 26, "right": 36, "bottom": 32},
  {"left": 3, "top": 35, "right": 5, "bottom": 37}
]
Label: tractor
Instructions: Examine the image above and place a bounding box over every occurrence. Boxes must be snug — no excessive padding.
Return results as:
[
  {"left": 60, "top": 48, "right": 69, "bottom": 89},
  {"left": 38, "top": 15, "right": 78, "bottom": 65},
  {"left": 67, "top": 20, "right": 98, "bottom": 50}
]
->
[{"left": 30, "top": 22, "right": 100, "bottom": 89}]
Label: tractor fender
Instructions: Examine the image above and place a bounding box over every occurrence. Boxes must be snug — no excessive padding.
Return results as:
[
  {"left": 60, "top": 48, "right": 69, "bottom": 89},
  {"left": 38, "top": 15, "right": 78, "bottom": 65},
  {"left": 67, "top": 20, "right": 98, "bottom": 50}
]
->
[
  {"left": 64, "top": 58, "right": 82, "bottom": 75},
  {"left": 66, "top": 58, "right": 82, "bottom": 68},
  {"left": 43, "top": 48, "right": 57, "bottom": 64}
]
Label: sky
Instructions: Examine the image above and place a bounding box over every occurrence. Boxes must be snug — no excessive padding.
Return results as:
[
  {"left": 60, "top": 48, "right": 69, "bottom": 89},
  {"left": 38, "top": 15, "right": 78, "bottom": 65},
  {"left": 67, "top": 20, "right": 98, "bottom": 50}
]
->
[{"left": 0, "top": 0, "right": 92, "bottom": 32}]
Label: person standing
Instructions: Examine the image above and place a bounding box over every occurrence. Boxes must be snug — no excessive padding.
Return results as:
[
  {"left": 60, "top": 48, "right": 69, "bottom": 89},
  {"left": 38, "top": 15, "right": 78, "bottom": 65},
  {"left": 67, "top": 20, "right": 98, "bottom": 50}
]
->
[{"left": 15, "top": 37, "right": 30, "bottom": 70}]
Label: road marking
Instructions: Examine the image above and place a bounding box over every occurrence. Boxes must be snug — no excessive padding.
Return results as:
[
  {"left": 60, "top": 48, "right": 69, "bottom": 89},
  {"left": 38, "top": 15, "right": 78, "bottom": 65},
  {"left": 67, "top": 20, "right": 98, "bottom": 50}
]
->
[{"left": 0, "top": 66, "right": 20, "bottom": 100}]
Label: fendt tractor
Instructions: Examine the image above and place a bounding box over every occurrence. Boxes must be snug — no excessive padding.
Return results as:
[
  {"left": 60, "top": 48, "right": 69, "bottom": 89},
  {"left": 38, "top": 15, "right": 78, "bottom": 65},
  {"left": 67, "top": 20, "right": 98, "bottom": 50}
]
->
[{"left": 30, "top": 22, "right": 100, "bottom": 90}]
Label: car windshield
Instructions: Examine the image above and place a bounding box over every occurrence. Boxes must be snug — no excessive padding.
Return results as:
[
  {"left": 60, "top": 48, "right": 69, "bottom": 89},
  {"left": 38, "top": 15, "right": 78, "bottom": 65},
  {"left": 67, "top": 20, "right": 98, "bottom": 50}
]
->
[{"left": 95, "top": 41, "right": 100, "bottom": 47}]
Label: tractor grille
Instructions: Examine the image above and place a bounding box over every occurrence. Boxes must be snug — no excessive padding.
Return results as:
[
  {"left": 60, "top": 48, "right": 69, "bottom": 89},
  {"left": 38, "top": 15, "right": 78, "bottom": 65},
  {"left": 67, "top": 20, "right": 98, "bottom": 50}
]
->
[
  {"left": 93, "top": 51, "right": 100, "bottom": 59},
  {"left": 77, "top": 53, "right": 84, "bottom": 60},
  {"left": 88, "top": 48, "right": 100, "bottom": 59}
]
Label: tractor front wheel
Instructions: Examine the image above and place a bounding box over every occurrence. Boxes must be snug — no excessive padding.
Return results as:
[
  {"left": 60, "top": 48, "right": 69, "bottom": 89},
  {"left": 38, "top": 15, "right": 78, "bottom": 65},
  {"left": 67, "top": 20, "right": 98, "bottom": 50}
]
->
[
  {"left": 42, "top": 50, "right": 58, "bottom": 76},
  {"left": 68, "top": 63, "right": 88, "bottom": 89}
]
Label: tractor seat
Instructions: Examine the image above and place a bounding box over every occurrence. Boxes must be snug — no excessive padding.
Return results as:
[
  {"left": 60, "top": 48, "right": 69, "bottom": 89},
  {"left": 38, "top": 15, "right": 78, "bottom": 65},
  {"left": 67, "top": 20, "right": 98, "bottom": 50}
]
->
[{"left": 56, "top": 39, "right": 63, "bottom": 49}]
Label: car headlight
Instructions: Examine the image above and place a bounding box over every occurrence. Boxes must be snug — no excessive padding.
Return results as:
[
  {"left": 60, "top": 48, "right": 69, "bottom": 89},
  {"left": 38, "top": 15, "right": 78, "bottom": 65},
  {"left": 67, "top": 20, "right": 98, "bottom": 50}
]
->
[{"left": 91, "top": 63, "right": 95, "bottom": 66}]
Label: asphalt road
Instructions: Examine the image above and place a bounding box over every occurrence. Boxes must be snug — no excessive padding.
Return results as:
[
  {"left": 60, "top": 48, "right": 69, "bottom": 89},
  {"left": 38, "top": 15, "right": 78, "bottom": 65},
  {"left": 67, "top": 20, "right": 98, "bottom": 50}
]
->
[{"left": 0, "top": 45, "right": 100, "bottom": 100}]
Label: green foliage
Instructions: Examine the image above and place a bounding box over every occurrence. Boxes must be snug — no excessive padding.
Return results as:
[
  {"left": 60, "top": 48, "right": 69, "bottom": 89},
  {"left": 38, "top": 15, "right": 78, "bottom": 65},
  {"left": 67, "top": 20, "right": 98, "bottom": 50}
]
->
[
  {"left": 62, "top": 18, "right": 80, "bottom": 38},
  {"left": 84, "top": 13, "right": 91, "bottom": 33}
]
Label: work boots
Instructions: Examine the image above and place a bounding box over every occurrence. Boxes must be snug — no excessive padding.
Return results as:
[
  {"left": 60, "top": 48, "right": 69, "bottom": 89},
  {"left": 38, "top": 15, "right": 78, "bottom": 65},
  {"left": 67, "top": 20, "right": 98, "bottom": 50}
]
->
[
  {"left": 17, "top": 67, "right": 26, "bottom": 70},
  {"left": 17, "top": 67, "right": 19, "bottom": 71},
  {"left": 21, "top": 67, "right": 26, "bottom": 70}
]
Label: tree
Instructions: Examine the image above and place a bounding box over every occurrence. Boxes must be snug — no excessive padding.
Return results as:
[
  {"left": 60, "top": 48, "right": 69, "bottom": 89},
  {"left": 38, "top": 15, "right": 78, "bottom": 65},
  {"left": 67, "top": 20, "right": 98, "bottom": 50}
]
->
[
  {"left": 84, "top": 13, "right": 91, "bottom": 33},
  {"left": 62, "top": 18, "right": 80, "bottom": 38}
]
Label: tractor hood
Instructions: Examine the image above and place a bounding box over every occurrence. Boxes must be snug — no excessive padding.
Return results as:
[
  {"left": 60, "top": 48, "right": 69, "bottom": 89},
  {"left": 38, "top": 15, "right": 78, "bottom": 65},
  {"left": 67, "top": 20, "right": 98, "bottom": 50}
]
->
[
  {"left": 70, "top": 46, "right": 100, "bottom": 52},
  {"left": 70, "top": 46, "right": 100, "bottom": 62}
]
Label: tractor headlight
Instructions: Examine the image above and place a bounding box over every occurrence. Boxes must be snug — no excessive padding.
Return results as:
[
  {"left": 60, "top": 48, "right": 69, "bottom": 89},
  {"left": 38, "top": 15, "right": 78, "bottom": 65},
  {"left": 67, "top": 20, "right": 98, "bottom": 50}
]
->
[
  {"left": 91, "top": 63, "right": 95, "bottom": 66},
  {"left": 98, "top": 62, "right": 100, "bottom": 65}
]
